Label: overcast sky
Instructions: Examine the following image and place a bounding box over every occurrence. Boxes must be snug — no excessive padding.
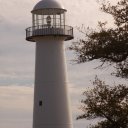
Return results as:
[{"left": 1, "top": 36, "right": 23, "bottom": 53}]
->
[{"left": 0, "top": 0, "right": 126, "bottom": 128}]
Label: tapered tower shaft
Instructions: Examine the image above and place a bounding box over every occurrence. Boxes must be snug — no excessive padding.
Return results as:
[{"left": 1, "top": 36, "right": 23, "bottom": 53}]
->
[{"left": 33, "top": 37, "right": 72, "bottom": 128}]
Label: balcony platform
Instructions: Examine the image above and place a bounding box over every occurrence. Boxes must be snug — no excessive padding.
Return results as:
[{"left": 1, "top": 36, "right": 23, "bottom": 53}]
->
[{"left": 26, "top": 25, "right": 73, "bottom": 42}]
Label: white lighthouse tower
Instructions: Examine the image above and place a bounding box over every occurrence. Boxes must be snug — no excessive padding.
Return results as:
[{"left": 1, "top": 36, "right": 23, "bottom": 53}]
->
[{"left": 26, "top": 0, "right": 74, "bottom": 128}]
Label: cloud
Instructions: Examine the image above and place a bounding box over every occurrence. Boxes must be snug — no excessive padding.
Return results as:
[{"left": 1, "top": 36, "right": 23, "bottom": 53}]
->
[
  {"left": 0, "top": 86, "right": 33, "bottom": 109},
  {"left": 0, "top": 14, "right": 4, "bottom": 23},
  {"left": 0, "top": 0, "right": 36, "bottom": 87},
  {"left": 0, "top": 86, "right": 33, "bottom": 128}
]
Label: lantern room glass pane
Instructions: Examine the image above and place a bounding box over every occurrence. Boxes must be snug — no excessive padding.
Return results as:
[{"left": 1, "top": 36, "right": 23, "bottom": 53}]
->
[{"left": 32, "top": 12, "right": 65, "bottom": 28}]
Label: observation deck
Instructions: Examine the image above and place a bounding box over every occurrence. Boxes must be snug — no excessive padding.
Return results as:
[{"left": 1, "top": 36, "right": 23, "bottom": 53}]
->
[{"left": 26, "top": 25, "right": 73, "bottom": 42}]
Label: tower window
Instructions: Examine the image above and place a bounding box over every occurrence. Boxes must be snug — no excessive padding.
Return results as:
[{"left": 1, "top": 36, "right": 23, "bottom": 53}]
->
[{"left": 39, "top": 101, "right": 42, "bottom": 106}]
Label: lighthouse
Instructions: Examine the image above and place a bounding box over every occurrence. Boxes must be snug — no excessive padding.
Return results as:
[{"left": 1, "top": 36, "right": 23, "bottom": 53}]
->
[{"left": 26, "top": 0, "right": 74, "bottom": 128}]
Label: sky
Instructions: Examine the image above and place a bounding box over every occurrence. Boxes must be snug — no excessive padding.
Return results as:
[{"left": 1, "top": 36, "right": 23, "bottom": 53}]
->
[{"left": 0, "top": 0, "right": 127, "bottom": 128}]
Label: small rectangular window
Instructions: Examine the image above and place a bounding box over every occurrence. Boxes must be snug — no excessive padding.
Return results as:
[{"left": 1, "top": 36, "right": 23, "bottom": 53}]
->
[{"left": 39, "top": 101, "right": 42, "bottom": 106}]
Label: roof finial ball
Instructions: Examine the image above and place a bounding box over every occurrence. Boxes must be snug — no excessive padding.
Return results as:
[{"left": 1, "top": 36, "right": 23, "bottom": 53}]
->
[
  {"left": 26, "top": 1, "right": 73, "bottom": 128},
  {"left": 26, "top": 0, "right": 73, "bottom": 41}
]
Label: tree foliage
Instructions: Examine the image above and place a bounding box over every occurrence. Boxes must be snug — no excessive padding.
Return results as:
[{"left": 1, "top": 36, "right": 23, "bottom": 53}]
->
[
  {"left": 77, "top": 77, "right": 128, "bottom": 128},
  {"left": 70, "top": 0, "right": 128, "bottom": 78}
]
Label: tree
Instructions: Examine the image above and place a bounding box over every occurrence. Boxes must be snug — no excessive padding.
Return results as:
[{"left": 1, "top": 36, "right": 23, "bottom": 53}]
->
[
  {"left": 70, "top": 0, "right": 128, "bottom": 78},
  {"left": 77, "top": 77, "right": 128, "bottom": 128}
]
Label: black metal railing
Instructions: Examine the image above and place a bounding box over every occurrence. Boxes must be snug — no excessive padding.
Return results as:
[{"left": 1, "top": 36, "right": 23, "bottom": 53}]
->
[{"left": 26, "top": 25, "right": 73, "bottom": 42}]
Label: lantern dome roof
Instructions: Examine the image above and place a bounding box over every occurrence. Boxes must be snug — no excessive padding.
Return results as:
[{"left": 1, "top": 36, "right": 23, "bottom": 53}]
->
[{"left": 32, "top": 0, "right": 66, "bottom": 13}]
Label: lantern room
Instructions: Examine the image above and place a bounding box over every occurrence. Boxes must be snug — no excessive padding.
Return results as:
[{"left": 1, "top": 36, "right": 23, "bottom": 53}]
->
[
  {"left": 26, "top": 0, "right": 73, "bottom": 42},
  {"left": 31, "top": 1, "right": 66, "bottom": 27}
]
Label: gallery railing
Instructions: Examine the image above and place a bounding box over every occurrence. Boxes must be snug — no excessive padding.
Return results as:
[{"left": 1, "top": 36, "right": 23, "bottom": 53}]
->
[{"left": 26, "top": 25, "right": 73, "bottom": 41}]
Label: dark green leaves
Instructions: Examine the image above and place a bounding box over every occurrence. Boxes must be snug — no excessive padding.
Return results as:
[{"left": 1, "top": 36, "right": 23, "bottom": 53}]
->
[
  {"left": 70, "top": 0, "right": 128, "bottom": 78},
  {"left": 77, "top": 77, "right": 128, "bottom": 128}
]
